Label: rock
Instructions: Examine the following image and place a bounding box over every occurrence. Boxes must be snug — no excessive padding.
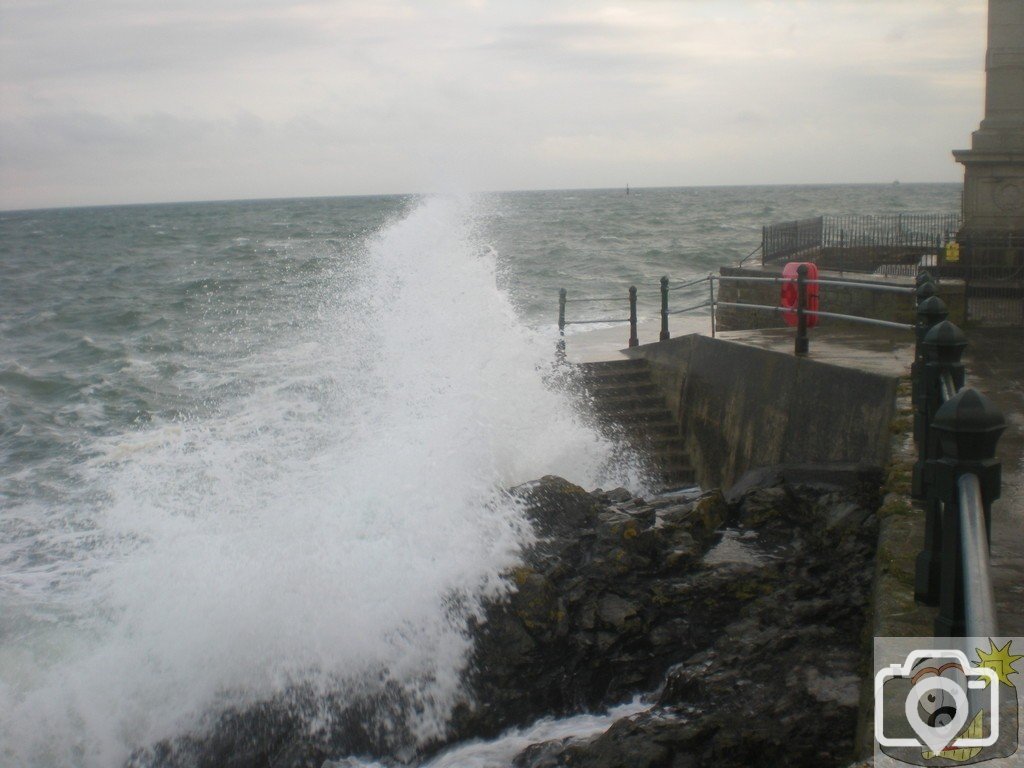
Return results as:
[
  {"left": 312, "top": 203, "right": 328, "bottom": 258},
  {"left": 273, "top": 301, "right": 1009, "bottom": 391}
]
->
[
  {"left": 505, "top": 475, "right": 878, "bottom": 768},
  {"left": 605, "top": 487, "right": 633, "bottom": 503},
  {"left": 596, "top": 593, "right": 638, "bottom": 629}
]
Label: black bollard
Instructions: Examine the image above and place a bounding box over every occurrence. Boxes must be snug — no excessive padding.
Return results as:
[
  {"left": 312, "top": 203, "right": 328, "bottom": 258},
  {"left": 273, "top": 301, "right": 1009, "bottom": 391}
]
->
[
  {"left": 911, "top": 296, "right": 949, "bottom": 495},
  {"left": 794, "top": 264, "right": 809, "bottom": 356},
  {"left": 660, "top": 276, "right": 670, "bottom": 341},
  {"left": 628, "top": 286, "right": 639, "bottom": 348},
  {"left": 557, "top": 288, "right": 567, "bottom": 361},
  {"left": 929, "top": 388, "right": 1005, "bottom": 637},
  {"left": 914, "top": 320, "right": 967, "bottom": 606},
  {"left": 916, "top": 280, "right": 937, "bottom": 303}
]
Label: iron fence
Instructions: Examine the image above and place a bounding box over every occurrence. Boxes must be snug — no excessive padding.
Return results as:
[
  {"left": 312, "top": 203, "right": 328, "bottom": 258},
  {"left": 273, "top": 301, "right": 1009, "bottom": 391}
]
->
[
  {"left": 822, "top": 213, "right": 960, "bottom": 251},
  {"left": 930, "top": 232, "right": 1024, "bottom": 326},
  {"left": 762, "top": 213, "right": 962, "bottom": 272},
  {"left": 761, "top": 217, "right": 823, "bottom": 262}
]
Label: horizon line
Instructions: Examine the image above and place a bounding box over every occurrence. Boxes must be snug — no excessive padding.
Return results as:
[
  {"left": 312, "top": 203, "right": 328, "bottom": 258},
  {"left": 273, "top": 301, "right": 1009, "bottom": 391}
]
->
[{"left": 1, "top": 180, "right": 963, "bottom": 216}]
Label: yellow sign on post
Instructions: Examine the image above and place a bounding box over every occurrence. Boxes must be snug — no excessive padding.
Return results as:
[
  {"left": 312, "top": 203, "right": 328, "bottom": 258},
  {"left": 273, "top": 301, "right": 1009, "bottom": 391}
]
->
[{"left": 945, "top": 242, "right": 961, "bottom": 262}]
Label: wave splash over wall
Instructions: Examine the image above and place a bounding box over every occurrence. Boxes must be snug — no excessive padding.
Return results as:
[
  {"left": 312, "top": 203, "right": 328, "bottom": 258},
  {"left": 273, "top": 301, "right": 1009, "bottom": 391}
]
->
[{"left": 0, "top": 196, "right": 641, "bottom": 766}]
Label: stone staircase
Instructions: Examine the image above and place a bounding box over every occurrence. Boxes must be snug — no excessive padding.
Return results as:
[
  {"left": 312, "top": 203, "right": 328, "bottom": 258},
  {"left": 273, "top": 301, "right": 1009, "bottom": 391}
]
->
[{"left": 575, "top": 358, "right": 696, "bottom": 489}]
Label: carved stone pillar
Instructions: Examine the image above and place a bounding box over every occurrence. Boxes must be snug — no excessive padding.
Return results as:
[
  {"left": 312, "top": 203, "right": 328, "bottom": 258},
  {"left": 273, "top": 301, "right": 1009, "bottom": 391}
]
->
[{"left": 953, "top": 0, "right": 1024, "bottom": 235}]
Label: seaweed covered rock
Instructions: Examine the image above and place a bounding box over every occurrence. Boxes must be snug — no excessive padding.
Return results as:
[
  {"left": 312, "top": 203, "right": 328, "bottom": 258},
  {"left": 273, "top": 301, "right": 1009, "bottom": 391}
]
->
[
  {"left": 503, "top": 468, "right": 881, "bottom": 768},
  {"left": 445, "top": 476, "right": 733, "bottom": 743}
]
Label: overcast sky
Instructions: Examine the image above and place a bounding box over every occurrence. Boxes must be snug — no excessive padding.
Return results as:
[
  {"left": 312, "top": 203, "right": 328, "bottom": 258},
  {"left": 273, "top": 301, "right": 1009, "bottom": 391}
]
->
[{"left": 0, "top": 0, "right": 987, "bottom": 210}]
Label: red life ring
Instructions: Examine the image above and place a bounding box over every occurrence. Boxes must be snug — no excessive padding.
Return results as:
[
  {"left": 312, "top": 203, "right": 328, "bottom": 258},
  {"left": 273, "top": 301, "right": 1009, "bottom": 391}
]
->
[{"left": 780, "top": 262, "right": 819, "bottom": 328}]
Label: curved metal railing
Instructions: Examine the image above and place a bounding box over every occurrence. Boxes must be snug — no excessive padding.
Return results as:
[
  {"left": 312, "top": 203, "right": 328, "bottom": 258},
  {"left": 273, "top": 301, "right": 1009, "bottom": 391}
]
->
[
  {"left": 912, "top": 285, "right": 1005, "bottom": 640},
  {"left": 558, "top": 287, "right": 639, "bottom": 351}
]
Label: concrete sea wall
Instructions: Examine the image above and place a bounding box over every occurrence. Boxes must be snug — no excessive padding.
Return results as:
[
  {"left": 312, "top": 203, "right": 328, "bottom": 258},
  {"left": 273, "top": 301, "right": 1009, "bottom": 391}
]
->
[{"left": 626, "top": 334, "right": 898, "bottom": 489}]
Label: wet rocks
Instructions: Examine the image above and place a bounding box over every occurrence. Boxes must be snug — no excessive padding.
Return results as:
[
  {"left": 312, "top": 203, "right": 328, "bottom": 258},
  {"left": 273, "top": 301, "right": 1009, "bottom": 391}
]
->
[
  {"left": 443, "top": 478, "right": 737, "bottom": 746},
  {"left": 128, "top": 467, "right": 881, "bottom": 768},
  {"left": 489, "top": 470, "right": 881, "bottom": 768}
]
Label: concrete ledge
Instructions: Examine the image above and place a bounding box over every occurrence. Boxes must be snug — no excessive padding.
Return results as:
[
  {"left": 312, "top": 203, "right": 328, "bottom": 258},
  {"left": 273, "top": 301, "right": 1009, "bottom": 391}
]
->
[{"left": 627, "top": 334, "right": 898, "bottom": 489}]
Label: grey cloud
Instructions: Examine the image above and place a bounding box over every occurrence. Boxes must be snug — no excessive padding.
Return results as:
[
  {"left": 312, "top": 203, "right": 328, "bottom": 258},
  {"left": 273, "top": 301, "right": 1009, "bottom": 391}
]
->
[
  {"left": 0, "top": 111, "right": 217, "bottom": 168},
  {"left": 2, "top": 15, "right": 326, "bottom": 81},
  {"left": 481, "top": 19, "right": 697, "bottom": 75}
]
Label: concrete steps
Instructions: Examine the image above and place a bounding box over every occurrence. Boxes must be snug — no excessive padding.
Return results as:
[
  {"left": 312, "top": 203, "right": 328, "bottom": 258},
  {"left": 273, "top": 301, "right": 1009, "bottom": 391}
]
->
[{"left": 575, "top": 358, "right": 696, "bottom": 490}]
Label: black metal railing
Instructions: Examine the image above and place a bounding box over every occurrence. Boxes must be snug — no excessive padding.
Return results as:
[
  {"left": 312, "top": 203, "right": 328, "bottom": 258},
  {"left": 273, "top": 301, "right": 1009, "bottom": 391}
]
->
[
  {"left": 931, "top": 233, "right": 1024, "bottom": 327},
  {"left": 762, "top": 213, "right": 962, "bottom": 272},
  {"left": 559, "top": 269, "right": 917, "bottom": 356},
  {"left": 713, "top": 272, "right": 915, "bottom": 354},
  {"left": 762, "top": 217, "right": 823, "bottom": 262},
  {"left": 910, "top": 273, "right": 1006, "bottom": 638},
  {"left": 557, "top": 286, "right": 639, "bottom": 357},
  {"left": 822, "top": 213, "right": 961, "bottom": 251},
  {"left": 930, "top": 232, "right": 1024, "bottom": 282},
  {"left": 663, "top": 274, "right": 717, "bottom": 338}
]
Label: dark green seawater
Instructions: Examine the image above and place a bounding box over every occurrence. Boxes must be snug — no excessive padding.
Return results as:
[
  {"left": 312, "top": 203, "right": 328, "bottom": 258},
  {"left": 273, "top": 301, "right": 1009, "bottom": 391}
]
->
[{"left": 0, "top": 184, "right": 958, "bottom": 766}]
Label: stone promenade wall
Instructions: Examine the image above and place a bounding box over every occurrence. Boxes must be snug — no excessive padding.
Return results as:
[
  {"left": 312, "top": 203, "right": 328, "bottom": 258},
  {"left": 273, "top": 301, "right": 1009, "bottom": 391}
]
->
[{"left": 626, "top": 334, "right": 898, "bottom": 489}]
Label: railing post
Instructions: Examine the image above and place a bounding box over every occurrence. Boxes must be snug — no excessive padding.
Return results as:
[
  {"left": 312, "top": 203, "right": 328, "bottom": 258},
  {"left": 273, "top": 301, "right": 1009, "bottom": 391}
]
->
[
  {"left": 709, "top": 275, "right": 716, "bottom": 339},
  {"left": 915, "top": 279, "right": 936, "bottom": 304},
  {"left": 912, "top": 275, "right": 936, "bottom": 369},
  {"left": 628, "top": 286, "right": 638, "bottom": 347},
  {"left": 929, "top": 388, "right": 1005, "bottom": 638},
  {"left": 911, "top": 294, "right": 948, "bottom": 496},
  {"left": 660, "top": 276, "right": 670, "bottom": 341},
  {"left": 914, "top": 319, "right": 966, "bottom": 606},
  {"left": 557, "top": 288, "right": 567, "bottom": 361},
  {"left": 794, "top": 264, "right": 809, "bottom": 356}
]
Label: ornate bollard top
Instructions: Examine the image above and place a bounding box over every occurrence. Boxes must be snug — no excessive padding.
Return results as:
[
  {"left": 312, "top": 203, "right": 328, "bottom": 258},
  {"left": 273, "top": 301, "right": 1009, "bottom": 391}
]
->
[
  {"left": 916, "top": 295, "right": 949, "bottom": 327},
  {"left": 922, "top": 320, "right": 968, "bottom": 365},
  {"left": 916, "top": 280, "right": 937, "bottom": 302},
  {"left": 931, "top": 387, "right": 1006, "bottom": 463}
]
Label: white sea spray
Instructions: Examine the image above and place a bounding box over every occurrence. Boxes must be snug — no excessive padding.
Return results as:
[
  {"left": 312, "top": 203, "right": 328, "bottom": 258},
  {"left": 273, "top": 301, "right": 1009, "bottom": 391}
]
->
[{"left": 0, "top": 196, "right": 642, "bottom": 767}]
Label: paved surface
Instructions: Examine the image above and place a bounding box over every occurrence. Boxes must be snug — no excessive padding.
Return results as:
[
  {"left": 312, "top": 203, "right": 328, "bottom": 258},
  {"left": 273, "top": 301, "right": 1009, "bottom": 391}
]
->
[{"left": 565, "top": 322, "right": 1024, "bottom": 636}]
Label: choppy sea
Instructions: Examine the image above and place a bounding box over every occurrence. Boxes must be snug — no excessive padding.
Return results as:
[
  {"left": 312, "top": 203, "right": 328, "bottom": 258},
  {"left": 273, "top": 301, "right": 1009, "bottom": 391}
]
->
[{"left": 0, "top": 184, "right": 959, "bottom": 766}]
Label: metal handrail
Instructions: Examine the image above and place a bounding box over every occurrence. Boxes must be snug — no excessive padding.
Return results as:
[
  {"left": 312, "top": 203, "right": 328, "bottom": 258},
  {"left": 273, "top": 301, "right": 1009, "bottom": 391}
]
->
[
  {"left": 812, "top": 278, "right": 915, "bottom": 295},
  {"left": 912, "top": 301, "right": 1003, "bottom": 639},
  {"left": 939, "top": 371, "right": 957, "bottom": 403},
  {"left": 958, "top": 473, "right": 999, "bottom": 638},
  {"left": 558, "top": 286, "right": 639, "bottom": 349},
  {"left": 666, "top": 300, "right": 712, "bottom": 316},
  {"left": 714, "top": 301, "right": 914, "bottom": 331},
  {"left": 667, "top": 275, "right": 712, "bottom": 292},
  {"left": 737, "top": 243, "right": 762, "bottom": 267},
  {"left": 560, "top": 267, "right": 920, "bottom": 352},
  {"left": 800, "top": 309, "right": 912, "bottom": 331},
  {"left": 933, "top": 365, "right": 998, "bottom": 639},
  {"left": 714, "top": 274, "right": 916, "bottom": 296}
]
